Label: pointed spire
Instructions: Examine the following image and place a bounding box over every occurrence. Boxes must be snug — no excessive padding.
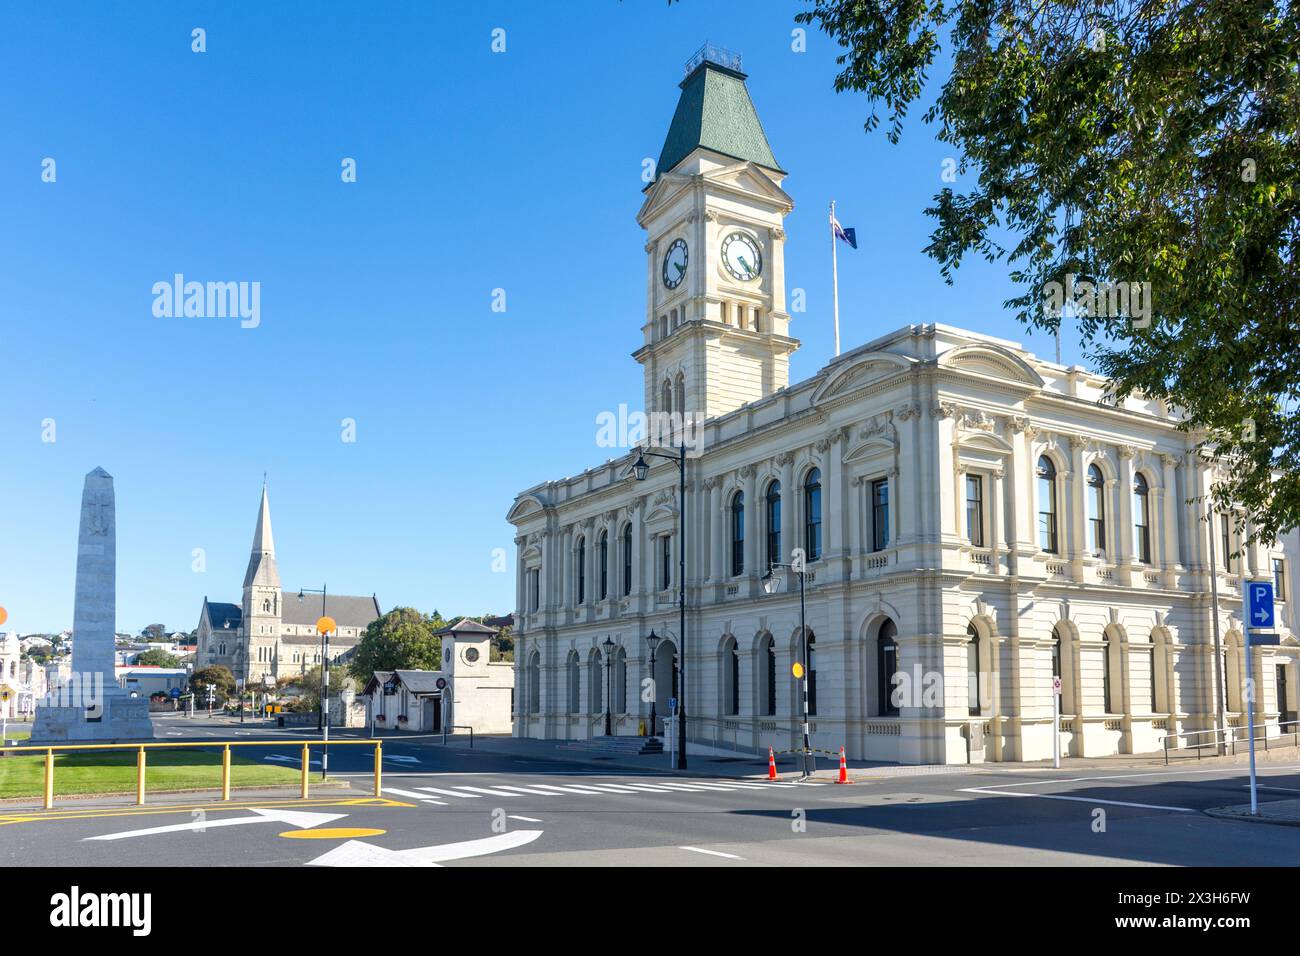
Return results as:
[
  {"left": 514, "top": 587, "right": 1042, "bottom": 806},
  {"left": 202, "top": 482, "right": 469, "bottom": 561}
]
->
[{"left": 243, "top": 482, "right": 280, "bottom": 590}]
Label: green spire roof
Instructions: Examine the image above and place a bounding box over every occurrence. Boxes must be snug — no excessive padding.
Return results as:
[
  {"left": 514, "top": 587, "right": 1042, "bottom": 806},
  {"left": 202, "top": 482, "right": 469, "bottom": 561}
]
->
[{"left": 655, "top": 54, "right": 784, "bottom": 179}]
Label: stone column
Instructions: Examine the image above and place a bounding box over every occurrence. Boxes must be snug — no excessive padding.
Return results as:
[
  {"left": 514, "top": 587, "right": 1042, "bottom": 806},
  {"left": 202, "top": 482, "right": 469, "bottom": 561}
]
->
[
  {"left": 561, "top": 526, "right": 574, "bottom": 615},
  {"left": 1068, "top": 435, "right": 1089, "bottom": 577},
  {"left": 742, "top": 464, "right": 758, "bottom": 576},
  {"left": 825, "top": 428, "right": 846, "bottom": 559},
  {"left": 990, "top": 466, "right": 1005, "bottom": 573},
  {"left": 708, "top": 477, "right": 724, "bottom": 583},
  {"left": 1117, "top": 446, "right": 1136, "bottom": 578},
  {"left": 778, "top": 452, "right": 796, "bottom": 562},
  {"left": 1160, "top": 454, "right": 1181, "bottom": 578}
]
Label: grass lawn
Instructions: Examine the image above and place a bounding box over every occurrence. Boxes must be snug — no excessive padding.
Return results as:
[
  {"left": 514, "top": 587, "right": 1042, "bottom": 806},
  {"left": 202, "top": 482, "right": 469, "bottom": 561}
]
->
[
  {"left": 2, "top": 729, "right": 31, "bottom": 741},
  {"left": 0, "top": 748, "right": 305, "bottom": 800}
]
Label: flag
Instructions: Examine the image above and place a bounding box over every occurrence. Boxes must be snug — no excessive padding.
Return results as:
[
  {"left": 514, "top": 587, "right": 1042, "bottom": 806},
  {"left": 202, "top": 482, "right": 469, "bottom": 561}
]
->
[{"left": 831, "top": 215, "right": 857, "bottom": 249}]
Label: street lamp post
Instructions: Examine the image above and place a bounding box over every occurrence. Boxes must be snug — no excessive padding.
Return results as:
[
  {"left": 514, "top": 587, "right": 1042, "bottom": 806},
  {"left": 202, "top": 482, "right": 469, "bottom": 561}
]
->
[
  {"left": 645, "top": 630, "right": 661, "bottom": 737},
  {"left": 602, "top": 636, "right": 615, "bottom": 736},
  {"left": 298, "top": 586, "right": 331, "bottom": 778},
  {"left": 763, "top": 551, "right": 814, "bottom": 779},
  {"left": 631, "top": 441, "right": 689, "bottom": 770}
]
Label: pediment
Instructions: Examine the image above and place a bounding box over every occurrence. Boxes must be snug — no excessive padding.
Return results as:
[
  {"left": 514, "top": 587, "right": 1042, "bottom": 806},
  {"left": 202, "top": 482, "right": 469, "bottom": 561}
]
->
[
  {"left": 701, "top": 161, "right": 792, "bottom": 208},
  {"left": 506, "top": 494, "right": 547, "bottom": 524},
  {"left": 955, "top": 430, "right": 1014, "bottom": 455},
  {"left": 811, "top": 352, "right": 914, "bottom": 406},
  {"left": 939, "top": 344, "right": 1044, "bottom": 388}
]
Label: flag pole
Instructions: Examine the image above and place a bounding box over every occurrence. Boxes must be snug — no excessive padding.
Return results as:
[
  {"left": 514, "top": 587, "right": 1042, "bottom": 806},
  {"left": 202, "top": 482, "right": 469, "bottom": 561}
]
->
[{"left": 830, "top": 200, "right": 841, "bottom": 357}]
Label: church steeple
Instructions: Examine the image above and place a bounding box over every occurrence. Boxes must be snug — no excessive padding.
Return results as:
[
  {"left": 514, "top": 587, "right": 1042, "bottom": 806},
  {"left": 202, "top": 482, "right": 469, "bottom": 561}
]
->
[{"left": 243, "top": 483, "right": 280, "bottom": 589}]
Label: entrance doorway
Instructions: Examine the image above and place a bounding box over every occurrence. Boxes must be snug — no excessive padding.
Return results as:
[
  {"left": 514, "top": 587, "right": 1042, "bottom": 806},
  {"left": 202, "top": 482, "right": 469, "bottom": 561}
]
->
[{"left": 423, "top": 696, "right": 442, "bottom": 733}]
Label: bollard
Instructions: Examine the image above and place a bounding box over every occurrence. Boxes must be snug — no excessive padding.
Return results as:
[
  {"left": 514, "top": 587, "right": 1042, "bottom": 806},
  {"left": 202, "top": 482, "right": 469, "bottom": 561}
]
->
[
  {"left": 374, "top": 741, "right": 383, "bottom": 798},
  {"left": 136, "top": 747, "right": 146, "bottom": 806},
  {"left": 300, "top": 743, "right": 310, "bottom": 799},
  {"left": 43, "top": 748, "right": 54, "bottom": 810},
  {"left": 221, "top": 745, "right": 232, "bottom": 801}
]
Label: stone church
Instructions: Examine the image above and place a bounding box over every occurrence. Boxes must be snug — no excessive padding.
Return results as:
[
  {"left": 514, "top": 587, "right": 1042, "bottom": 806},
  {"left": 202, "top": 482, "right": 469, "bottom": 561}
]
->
[
  {"left": 196, "top": 485, "right": 381, "bottom": 684},
  {"left": 506, "top": 46, "right": 1298, "bottom": 764}
]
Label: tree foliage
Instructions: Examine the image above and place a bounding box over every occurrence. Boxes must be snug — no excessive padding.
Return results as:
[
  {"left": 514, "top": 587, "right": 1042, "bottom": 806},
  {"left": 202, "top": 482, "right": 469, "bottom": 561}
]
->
[
  {"left": 136, "top": 648, "right": 179, "bottom": 667},
  {"left": 346, "top": 607, "right": 445, "bottom": 682},
  {"left": 797, "top": 0, "right": 1300, "bottom": 541},
  {"left": 190, "top": 665, "right": 235, "bottom": 700}
]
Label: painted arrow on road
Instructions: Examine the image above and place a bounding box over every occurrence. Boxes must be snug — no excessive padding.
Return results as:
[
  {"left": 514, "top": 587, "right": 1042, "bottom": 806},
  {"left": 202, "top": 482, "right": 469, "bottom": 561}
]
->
[
  {"left": 383, "top": 755, "right": 421, "bottom": 764},
  {"left": 85, "top": 808, "right": 347, "bottom": 841},
  {"left": 307, "top": 829, "right": 542, "bottom": 867}
]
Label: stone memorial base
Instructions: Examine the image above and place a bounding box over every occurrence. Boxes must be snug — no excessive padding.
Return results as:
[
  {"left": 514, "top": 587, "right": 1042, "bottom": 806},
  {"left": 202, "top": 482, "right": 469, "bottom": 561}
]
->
[{"left": 31, "top": 692, "right": 154, "bottom": 743}]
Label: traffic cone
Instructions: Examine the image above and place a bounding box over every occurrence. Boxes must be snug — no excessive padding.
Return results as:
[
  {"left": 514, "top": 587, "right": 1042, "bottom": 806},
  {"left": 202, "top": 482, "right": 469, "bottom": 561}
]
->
[
  {"left": 768, "top": 746, "right": 778, "bottom": 780},
  {"left": 836, "top": 745, "right": 850, "bottom": 784}
]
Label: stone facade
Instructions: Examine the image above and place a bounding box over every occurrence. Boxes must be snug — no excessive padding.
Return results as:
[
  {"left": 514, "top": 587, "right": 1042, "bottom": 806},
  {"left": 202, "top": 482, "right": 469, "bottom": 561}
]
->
[{"left": 505, "top": 55, "right": 1298, "bottom": 765}]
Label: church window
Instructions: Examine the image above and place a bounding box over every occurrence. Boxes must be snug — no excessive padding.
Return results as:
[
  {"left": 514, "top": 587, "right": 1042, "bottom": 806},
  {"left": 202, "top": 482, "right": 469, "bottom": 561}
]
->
[{"left": 262, "top": 599, "right": 270, "bottom": 613}]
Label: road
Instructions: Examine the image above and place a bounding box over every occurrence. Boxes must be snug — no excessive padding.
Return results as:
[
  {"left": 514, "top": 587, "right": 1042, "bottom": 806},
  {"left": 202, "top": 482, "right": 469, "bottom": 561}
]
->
[{"left": 5, "top": 715, "right": 1300, "bottom": 867}]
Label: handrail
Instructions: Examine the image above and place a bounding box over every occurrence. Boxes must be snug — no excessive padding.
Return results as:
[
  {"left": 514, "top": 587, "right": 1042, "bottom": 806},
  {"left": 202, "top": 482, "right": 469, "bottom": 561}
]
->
[
  {"left": 2, "top": 738, "right": 384, "bottom": 809},
  {"left": 442, "top": 725, "right": 474, "bottom": 747},
  {"left": 1162, "top": 719, "right": 1300, "bottom": 764}
]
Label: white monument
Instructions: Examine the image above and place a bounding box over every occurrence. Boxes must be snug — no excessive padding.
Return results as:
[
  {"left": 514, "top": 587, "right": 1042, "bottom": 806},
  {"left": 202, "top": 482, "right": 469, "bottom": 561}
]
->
[{"left": 31, "top": 468, "right": 154, "bottom": 741}]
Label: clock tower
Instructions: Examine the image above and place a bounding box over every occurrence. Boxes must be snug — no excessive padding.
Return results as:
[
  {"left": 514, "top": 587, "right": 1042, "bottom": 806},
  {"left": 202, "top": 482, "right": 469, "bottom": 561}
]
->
[{"left": 634, "top": 45, "right": 799, "bottom": 426}]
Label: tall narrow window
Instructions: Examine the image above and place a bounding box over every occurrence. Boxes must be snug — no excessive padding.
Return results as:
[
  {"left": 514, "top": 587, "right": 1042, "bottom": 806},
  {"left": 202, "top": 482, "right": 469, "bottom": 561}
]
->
[
  {"left": 967, "top": 624, "right": 982, "bottom": 716},
  {"left": 965, "top": 475, "right": 983, "bottom": 547},
  {"left": 1275, "top": 558, "right": 1287, "bottom": 601},
  {"left": 804, "top": 468, "right": 822, "bottom": 561},
  {"left": 621, "top": 524, "right": 632, "bottom": 596},
  {"left": 1037, "top": 456, "right": 1058, "bottom": 553},
  {"left": 1133, "top": 473, "right": 1151, "bottom": 563},
  {"left": 723, "top": 637, "right": 739, "bottom": 716},
  {"left": 527, "top": 652, "right": 540, "bottom": 714},
  {"left": 872, "top": 478, "right": 890, "bottom": 551},
  {"left": 877, "top": 620, "right": 900, "bottom": 716},
  {"left": 575, "top": 536, "right": 586, "bottom": 604},
  {"left": 1147, "top": 645, "right": 1158, "bottom": 712},
  {"left": 1221, "top": 514, "right": 1233, "bottom": 572},
  {"left": 731, "top": 491, "right": 745, "bottom": 576},
  {"left": 588, "top": 650, "right": 602, "bottom": 713},
  {"left": 527, "top": 568, "right": 540, "bottom": 612},
  {"left": 566, "top": 651, "right": 580, "bottom": 713},
  {"left": 1102, "top": 632, "right": 1115, "bottom": 714},
  {"left": 806, "top": 630, "right": 817, "bottom": 716},
  {"left": 661, "top": 380, "right": 672, "bottom": 415},
  {"left": 766, "top": 481, "right": 782, "bottom": 568},
  {"left": 1086, "top": 464, "right": 1106, "bottom": 555},
  {"left": 761, "top": 635, "right": 776, "bottom": 716},
  {"left": 598, "top": 530, "right": 608, "bottom": 600},
  {"left": 660, "top": 535, "right": 672, "bottom": 591}
]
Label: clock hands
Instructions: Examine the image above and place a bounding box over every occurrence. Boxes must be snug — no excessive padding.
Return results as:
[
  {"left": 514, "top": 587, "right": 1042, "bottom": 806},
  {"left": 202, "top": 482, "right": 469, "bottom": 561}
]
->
[{"left": 738, "top": 255, "right": 754, "bottom": 277}]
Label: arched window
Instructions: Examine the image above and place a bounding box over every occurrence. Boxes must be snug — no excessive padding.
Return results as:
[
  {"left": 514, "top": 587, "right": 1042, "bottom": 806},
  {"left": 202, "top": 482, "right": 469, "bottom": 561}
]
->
[
  {"left": 566, "top": 650, "right": 580, "bottom": 713},
  {"left": 877, "top": 619, "right": 900, "bottom": 716},
  {"left": 613, "top": 646, "right": 627, "bottom": 713},
  {"left": 598, "top": 530, "right": 609, "bottom": 600},
  {"left": 1037, "top": 456, "right": 1058, "bottom": 553},
  {"left": 526, "top": 651, "right": 540, "bottom": 714},
  {"left": 621, "top": 524, "right": 633, "bottom": 596},
  {"left": 1086, "top": 464, "right": 1106, "bottom": 555},
  {"left": 804, "top": 468, "right": 822, "bottom": 560},
  {"left": 588, "top": 649, "right": 603, "bottom": 713},
  {"left": 1133, "top": 473, "right": 1151, "bottom": 563},
  {"left": 575, "top": 536, "right": 586, "bottom": 604},
  {"left": 674, "top": 373, "right": 686, "bottom": 422},
  {"left": 262, "top": 599, "right": 270, "bottom": 613},
  {"left": 765, "top": 481, "right": 782, "bottom": 567},
  {"left": 757, "top": 634, "right": 776, "bottom": 716},
  {"left": 721, "top": 636, "right": 739, "bottom": 716},
  {"left": 806, "top": 630, "right": 817, "bottom": 716},
  {"left": 660, "top": 535, "right": 672, "bottom": 590},
  {"left": 967, "top": 623, "right": 982, "bottom": 716},
  {"left": 1101, "top": 631, "right": 1115, "bottom": 714},
  {"left": 730, "top": 491, "right": 745, "bottom": 576}
]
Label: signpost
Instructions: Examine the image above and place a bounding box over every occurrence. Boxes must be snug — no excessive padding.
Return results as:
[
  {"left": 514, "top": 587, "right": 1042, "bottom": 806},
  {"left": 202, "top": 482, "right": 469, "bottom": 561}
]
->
[
  {"left": 667, "top": 698, "right": 677, "bottom": 767},
  {"left": 1052, "top": 675, "right": 1062, "bottom": 769},
  {"left": 1245, "top": 581, "right": 1275, "bottom": 815}
]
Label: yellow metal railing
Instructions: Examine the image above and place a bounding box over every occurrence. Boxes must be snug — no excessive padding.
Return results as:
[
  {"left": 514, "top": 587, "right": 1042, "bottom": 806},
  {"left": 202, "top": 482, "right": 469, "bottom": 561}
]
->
[{"left": 0, "top": 739, "right": 384, "bottom": 810}]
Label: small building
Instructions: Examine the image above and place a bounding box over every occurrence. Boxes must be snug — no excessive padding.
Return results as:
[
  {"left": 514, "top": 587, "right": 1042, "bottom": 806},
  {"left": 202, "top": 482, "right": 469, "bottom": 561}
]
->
[
  {"left": 116, "top": 666, "right": 189, "bottom": 700},
  {"left": 361, "top": 618, "right": 515, "bottom": 735}
]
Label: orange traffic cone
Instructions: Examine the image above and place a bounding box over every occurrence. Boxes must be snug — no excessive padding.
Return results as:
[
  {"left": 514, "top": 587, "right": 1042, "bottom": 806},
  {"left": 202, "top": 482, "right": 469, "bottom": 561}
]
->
[
  {"left": 768, "top": 746, "right": 778, "bottom": 780},
  {"left": 836, "top": 745, "right": 850, "bottom": 784}
]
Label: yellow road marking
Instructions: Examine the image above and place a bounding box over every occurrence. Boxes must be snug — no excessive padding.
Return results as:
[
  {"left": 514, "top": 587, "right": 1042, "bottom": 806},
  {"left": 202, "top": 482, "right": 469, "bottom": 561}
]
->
[
  {"left": 0, "top": 796, "right": 413, "bottom": 826},
  {"left": 279, "top": 827, "right": 387, "bottom": 839}
]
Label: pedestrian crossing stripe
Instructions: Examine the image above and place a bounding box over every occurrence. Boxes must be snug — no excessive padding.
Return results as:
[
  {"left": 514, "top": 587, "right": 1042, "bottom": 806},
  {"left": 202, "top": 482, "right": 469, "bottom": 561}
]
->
[{"left": 384, "top": 780, "right": 800, "bottom": 802}]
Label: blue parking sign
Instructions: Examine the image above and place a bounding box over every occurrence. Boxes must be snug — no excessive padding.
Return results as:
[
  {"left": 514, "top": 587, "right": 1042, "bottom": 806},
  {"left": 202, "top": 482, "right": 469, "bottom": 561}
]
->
[{"left": 1246, "top": 581, "right": 1275, "bottom": 629}]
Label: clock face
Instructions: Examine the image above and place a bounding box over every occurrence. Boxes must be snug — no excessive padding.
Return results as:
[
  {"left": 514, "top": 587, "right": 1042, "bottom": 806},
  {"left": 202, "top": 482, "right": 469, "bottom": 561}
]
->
[
  {"left": 721, "top": 232, "right": 762, "bottom": 281},
  {"left": 662, "top": 239, "right": 688, "bottom": 289}
]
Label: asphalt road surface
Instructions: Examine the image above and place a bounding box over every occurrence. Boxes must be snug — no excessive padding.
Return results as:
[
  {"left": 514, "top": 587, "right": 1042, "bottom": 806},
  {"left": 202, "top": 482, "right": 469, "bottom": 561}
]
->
[{"left": 6, "top": 716, "right": 1300, "bottom": 867}]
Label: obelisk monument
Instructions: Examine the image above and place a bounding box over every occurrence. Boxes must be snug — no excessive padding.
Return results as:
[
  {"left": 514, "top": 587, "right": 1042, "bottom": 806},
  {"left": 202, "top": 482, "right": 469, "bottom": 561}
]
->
[{"left": 32, "top": 467, "right": 154, "bottom": 741}]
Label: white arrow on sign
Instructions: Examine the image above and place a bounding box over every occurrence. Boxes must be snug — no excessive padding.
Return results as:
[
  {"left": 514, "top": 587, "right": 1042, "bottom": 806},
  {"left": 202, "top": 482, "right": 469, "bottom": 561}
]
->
[
  {"left": 307, "top": 829, "right": 542, "bottom": 867},
  {"left": 85, "top": 808, "right": 346, "bottom": 842},
  {"left": 1255, "top": 606, "right": 1270, "bottom": 623}
]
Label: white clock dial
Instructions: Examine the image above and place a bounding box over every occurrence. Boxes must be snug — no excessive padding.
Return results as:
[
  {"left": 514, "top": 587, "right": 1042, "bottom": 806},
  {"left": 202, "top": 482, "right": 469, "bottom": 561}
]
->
[
  {"left": 721, "top": 232, "right": 762, "bottom": 282},
  {"left": 662, "top": 239, "right": 688, "bottom": 289}
]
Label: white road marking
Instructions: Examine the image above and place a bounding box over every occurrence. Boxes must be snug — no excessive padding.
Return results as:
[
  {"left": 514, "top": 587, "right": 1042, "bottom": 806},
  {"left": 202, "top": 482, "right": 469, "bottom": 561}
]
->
[
  {"left": 526, "top": 783, "right": 608, "bottom": 795},
  {"left": 679, "top": 846, "right": 744, "bottom": 860},
  {"left": 415, "top": 786, "right": 482, "bottom": 799},
  {"left": 958, "top": 786, "right": 1195, "bottom": 812},
  {"left": 454, "top": 785, "right": 533, "bottom": 798},
  {"left": 507, "top": 815, "right": 542, "bottom": 823},
  {"left": 1244, "top": 784, "right": 1300, "bottom": 793},
  {"left": 86, "top": 808, "right": 346, "bottom": 841},
  {"left": 308, "top": 829, "right": 543, "bottom": 867},
  {"left": 383, "top": 787, "right": 446, "bottom": 804},
  {"left": 573, "top": 783, "right": 643, "bottom": 793},
  {"left": 652, "top": 782, "right": 721, "bottom": 792},
  {"left": 488, "top": 784, "right": 559, "bottom": 796},
  {"left": 616, "top": 783, "right": 678, "bottom": 793}
]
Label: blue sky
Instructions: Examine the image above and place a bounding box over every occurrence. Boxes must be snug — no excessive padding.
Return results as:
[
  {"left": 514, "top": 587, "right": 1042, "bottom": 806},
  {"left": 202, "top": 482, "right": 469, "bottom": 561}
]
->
[{"left": 0, "top": 1, "right": 1086, "bottom": 635}]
